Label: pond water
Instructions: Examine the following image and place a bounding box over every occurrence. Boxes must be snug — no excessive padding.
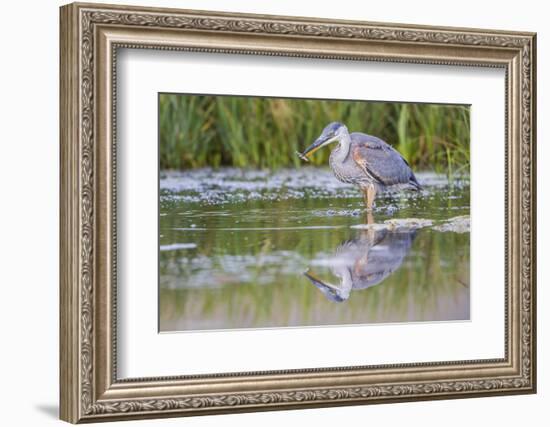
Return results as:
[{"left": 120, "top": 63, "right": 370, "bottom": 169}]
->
[{"left": 159, "top": 168, "right": 470, "bottom": 332}]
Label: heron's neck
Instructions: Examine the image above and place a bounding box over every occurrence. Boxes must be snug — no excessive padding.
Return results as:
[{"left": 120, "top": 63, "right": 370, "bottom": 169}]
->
[
  {"left": 339, "top": 269, "right": 353, "bottom": 300},
  {"left": 334, "top": 130, "right": 351, "bottom": 162},
  {"left": 321, "top": 269, "right": 352, "bottom": 301}
]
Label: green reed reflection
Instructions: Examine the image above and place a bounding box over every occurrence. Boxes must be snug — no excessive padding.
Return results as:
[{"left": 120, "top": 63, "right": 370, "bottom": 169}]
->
[{"left": 159, "top": 168, "right": 470, "bottom": 331}]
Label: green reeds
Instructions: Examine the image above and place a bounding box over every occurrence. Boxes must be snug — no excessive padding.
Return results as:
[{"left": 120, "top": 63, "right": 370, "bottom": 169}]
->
[{"left": 159, "top": 94, "right": 470, "bottom": 174}]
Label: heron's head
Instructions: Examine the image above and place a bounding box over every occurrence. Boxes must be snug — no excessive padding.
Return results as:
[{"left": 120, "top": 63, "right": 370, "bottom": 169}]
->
[
  {"left": 303, "top": 268, "right": 352, "bottom": 302},
  {"left": 298, "top": 122, "right": 348, "bottom": 161}
]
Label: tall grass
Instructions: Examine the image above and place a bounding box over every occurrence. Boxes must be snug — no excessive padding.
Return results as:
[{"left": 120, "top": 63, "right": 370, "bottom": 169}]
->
[{"left": 159, "top": 94, "right": 470, "bottom": 174}]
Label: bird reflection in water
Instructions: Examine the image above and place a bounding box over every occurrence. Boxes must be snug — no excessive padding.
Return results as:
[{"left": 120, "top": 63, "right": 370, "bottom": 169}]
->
[{"left": 304, "top": 226, "right": 416, "bottom": 302}]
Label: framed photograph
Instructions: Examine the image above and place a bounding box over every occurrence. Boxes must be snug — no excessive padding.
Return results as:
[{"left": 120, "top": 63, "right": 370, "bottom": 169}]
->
[{"left": 60, "top": 2, "right": 537, "bottom": 423}]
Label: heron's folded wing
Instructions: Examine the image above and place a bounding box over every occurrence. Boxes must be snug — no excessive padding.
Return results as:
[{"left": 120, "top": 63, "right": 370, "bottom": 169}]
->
[{"left": 351, "top": 143, "right": 412, "bottom": 186}]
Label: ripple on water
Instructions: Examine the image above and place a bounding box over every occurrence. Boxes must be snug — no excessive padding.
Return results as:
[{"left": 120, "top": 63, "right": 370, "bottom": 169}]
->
[
  {"left": 160, "top": 243, "right": 198, "bottom": 251},
  {"left": 313, "top": 209, "right": 363, "bottom": 217}
]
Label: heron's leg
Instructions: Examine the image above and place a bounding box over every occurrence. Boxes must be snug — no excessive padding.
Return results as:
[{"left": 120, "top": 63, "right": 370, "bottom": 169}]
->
[
  {"left": 366, "top": 185, "right": 377, "bottom": 211},
  {"left": 360, "top": 186, "right": 375, "bottom": 224},
  {"left": 361, "top": 188, "right": 369, "bottom": 207},
  {"left": 365, "top": 211, "right": 374, "bottom": 225}
]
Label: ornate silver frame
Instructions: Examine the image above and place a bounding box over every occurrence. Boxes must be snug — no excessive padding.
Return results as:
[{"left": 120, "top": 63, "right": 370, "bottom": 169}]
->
[{"left": 60, "top": 2, "right": 536, "bottom": 423}]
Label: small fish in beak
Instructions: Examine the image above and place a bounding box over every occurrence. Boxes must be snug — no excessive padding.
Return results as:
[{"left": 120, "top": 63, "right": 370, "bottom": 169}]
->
[{"left": 295, "top": 150, "right": 310, "bottom": 162}]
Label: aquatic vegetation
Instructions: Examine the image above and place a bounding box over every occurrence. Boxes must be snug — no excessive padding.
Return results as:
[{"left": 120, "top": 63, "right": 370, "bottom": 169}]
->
[
  {"left": 351, "top": 218, "right": 434, "bottom": 231},
  {"left": 432, "top": 215, "right": 470, "bottom": 233}
]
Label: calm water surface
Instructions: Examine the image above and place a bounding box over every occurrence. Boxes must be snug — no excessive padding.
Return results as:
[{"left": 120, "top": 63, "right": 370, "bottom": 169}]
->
[{"left": 159, "top": 168, "right": 470, "bottom": 332}]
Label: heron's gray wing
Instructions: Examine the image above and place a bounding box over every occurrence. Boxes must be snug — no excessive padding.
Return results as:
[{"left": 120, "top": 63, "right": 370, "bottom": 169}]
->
[
  {"left": 350, "top": 134, "right": 413, "bottom": 186},
  {"left": 351, "top": 230, "right": 416, "bottom": 289}
]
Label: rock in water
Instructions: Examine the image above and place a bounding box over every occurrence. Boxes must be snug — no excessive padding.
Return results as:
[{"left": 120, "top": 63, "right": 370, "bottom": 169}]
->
[{"left": 432, "top": 215, "right": 470, "bottom": 233}]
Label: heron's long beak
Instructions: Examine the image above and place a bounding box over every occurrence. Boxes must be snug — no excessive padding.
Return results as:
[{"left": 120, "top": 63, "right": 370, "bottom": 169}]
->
[
  {"left": 303, "top": 270, "right": 346, "bottom": 302},
  {"left": 303, "top": 271, "right": 339, "bottom": 292},
  {"left": 298, "top": 135, "right": 337, "bottom": 161}
]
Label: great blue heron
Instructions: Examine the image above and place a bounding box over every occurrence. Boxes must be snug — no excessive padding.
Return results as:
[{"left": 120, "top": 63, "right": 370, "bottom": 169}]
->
[
  {"left": 304, "top": 228, "right": 416, "bottom": 302},
  {"left": 298, "top": 122, "right": 421, "bottom": 210}
]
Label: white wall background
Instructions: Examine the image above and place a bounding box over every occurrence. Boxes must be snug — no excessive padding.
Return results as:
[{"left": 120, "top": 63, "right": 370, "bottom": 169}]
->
[{"left": 0, "top": 0, "right": 545, "bottom": 426}]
